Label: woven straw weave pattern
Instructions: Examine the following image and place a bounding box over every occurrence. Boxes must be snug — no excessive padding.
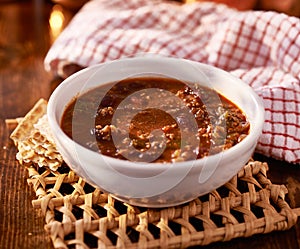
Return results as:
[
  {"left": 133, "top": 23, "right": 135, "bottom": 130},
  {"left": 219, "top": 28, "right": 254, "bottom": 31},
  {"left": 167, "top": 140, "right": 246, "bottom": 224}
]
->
[
  {"left": 24, "top": 159, "right": 299, "bottom": 249},
  {"left": 9, "top": 100, "right": 299, "bottom": 249}
]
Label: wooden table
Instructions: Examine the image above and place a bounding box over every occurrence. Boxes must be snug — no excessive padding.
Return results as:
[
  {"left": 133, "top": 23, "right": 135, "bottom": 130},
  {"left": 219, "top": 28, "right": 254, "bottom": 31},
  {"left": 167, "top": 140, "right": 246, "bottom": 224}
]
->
[{"left": 0, "top": 1, "right": 299, "bottom": 248}]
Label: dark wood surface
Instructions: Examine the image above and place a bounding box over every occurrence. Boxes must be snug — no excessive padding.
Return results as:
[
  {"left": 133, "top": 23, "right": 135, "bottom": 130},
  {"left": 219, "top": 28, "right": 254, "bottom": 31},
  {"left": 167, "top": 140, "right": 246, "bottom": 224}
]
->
[{"left": 0, "top": 1, "right": 299, "bottom": 249}]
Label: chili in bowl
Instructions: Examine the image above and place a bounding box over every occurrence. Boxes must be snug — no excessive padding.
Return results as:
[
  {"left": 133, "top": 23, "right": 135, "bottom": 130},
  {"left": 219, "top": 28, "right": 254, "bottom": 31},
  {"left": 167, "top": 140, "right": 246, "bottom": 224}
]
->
[{"left": 47, "top": 56, "right": 265, "bottom": 207}]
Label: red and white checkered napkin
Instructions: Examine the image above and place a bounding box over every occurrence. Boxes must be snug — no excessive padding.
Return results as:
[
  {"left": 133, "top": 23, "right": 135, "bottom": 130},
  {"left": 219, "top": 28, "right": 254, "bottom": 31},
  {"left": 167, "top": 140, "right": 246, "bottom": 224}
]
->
[{"left": 44, "top": 0, "right": 300, "bottom": 164}]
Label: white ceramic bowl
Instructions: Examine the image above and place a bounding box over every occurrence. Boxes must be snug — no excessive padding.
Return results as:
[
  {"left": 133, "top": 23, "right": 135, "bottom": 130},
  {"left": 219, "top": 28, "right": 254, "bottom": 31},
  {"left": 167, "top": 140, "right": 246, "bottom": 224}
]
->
[{"left": 47, "top": 56, "right": 265, "bottom": 207}]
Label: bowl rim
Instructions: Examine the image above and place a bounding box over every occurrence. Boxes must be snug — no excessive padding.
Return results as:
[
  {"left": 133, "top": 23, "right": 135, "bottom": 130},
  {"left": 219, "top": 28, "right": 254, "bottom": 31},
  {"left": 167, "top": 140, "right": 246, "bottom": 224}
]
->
[{"left": 47, "top": 56, "right": 265, "bottom": 172}]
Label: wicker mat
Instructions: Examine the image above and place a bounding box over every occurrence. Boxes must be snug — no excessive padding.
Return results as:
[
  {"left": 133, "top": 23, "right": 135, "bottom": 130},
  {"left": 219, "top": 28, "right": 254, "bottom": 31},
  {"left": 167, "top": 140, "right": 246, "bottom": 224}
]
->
[{"left": 8, "top": 99, "right": 300, "bottom": 249}]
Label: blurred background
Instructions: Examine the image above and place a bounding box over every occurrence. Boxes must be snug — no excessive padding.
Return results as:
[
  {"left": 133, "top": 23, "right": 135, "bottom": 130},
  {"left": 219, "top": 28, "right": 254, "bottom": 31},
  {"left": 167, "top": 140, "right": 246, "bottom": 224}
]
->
[{"left": 48, "top": 0, "right": 300, "bottom": 17}]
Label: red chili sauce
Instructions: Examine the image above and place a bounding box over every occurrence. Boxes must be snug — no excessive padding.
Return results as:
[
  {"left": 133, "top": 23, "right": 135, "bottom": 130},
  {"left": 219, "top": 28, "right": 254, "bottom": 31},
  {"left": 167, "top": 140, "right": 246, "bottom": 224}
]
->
[{"left": 61, "top": 77, "right": 250, "bottom": 163}]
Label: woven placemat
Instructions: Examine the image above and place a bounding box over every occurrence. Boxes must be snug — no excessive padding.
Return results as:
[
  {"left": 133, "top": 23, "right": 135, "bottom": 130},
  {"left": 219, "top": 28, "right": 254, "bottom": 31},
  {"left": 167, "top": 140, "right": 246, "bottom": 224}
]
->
[{"left": 8, "top": 99, "right": 300, "bottom": 249}]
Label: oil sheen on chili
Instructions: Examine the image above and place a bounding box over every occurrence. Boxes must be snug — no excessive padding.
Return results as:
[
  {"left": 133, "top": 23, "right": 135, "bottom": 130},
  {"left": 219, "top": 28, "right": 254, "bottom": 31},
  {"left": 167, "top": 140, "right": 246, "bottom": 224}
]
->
[{"left": 61, "top": 77, "right": 250, "bottom": 163}]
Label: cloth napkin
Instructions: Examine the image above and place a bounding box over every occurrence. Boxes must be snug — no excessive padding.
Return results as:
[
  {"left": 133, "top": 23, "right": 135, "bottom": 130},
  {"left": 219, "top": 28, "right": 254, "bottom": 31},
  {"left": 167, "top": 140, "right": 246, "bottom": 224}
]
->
[{"left": 44, "top": 0, "right": 300, "bottom": 164}]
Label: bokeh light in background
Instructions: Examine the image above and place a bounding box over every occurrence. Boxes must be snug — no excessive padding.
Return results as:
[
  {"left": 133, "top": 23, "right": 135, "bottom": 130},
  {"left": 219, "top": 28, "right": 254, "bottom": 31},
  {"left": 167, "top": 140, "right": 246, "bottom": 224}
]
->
[{"left": 49, "top": 4, "right": 65, "bottom": 43}]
